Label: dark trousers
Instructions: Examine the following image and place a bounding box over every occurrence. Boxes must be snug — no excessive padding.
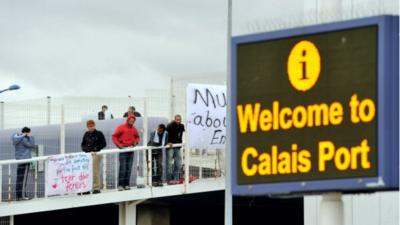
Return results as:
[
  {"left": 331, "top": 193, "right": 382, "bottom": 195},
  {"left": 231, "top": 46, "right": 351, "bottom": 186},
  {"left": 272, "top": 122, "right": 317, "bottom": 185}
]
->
[
  {"left": 151, "top": 149, "right": 163, "bottom": 183},
  {"left": 118, "top": 152, "right": 134, "bottom": 187},
  {"left": 16, "top": 163, "right": 30, "bottom": 199}
]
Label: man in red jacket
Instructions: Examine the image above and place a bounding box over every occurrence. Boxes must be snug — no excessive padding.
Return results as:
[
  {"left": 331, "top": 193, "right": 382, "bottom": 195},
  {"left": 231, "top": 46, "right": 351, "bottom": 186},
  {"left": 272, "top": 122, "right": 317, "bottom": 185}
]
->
[{"left": 112, "top": 115, "right": 140, "bottom": 190}]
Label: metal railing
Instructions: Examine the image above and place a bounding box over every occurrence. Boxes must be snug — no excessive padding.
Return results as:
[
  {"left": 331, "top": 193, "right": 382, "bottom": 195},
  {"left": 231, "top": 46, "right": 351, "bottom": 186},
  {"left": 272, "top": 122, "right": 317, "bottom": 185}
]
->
[{"left": 0, "top": 143, "right": 224, "bottom": 203}]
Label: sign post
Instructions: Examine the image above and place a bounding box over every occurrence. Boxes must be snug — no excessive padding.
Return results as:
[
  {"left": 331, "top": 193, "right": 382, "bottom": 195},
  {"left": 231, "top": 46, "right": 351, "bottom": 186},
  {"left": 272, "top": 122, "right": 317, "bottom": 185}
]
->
[{"left": 320, "top": 193, "right": 344, "bottom": 225}]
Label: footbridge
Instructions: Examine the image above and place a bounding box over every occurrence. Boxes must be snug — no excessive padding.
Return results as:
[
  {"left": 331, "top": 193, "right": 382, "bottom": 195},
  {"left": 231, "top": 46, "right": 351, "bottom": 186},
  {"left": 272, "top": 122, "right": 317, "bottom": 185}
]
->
[{"left": 0, "top": 144, "right": 225, "bottom": 221}]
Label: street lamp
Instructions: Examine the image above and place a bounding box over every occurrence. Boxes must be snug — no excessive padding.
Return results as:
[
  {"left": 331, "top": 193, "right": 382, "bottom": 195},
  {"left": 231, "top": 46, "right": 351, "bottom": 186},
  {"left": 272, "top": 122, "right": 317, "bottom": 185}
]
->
[{"left": 0, "top": 84, "right": 20, "bottom": 93}]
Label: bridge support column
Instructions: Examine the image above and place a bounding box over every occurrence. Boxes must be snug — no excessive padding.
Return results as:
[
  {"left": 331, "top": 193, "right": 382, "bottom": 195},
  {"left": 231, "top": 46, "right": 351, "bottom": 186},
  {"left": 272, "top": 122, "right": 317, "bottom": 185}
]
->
[{"left": 119, "top": 200, "right": 145, "bottom": 225}]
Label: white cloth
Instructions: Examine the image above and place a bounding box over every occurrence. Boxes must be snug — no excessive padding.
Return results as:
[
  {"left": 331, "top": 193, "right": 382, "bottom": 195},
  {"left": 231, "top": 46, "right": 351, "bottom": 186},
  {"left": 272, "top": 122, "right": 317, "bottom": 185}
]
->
[
  {"left": 104, "top": 111, "right": 113, "bottom": 120},
  {"left": 153, "top": 130, "right": 167, "bottom": 146}
]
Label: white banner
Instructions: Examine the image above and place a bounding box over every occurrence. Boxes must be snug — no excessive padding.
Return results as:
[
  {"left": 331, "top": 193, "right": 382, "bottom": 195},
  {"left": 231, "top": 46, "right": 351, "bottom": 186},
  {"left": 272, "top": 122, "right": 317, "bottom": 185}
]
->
[
  {"left": 187, "top": 83, "right": 226, "bottom": 150},
  {"left": 46, "top": 153, "right": 93, "bottom": 196}
]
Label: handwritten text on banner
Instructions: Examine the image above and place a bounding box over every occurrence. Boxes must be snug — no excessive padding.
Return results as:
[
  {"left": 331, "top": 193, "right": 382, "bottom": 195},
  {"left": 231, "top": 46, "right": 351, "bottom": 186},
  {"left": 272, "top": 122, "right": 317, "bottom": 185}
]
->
[
  {"left": 187, "top": 83, "right": 227, "bottom": 150},
  {"left": 46, "top": 153, "right": 93, "bottom": 196}
]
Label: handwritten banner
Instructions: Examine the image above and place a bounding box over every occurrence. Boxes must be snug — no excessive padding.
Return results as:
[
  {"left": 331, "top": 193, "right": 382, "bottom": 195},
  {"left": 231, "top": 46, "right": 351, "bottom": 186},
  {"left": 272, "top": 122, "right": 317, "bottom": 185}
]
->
[
  {"left": 187, "top": 83, "right": 226, "bottom": 150},
  {"left": 46, "top": 153, "right": 93, "bottom": 196}
]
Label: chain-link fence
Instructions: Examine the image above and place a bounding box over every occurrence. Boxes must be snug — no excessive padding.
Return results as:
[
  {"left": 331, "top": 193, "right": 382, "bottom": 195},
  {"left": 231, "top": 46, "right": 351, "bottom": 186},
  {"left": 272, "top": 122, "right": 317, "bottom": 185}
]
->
[
  {"left": 0, "top": 75, "right": 225, "bottom": 131},
  {"left": 237, "top": 0, "right": 398, "bottom": 36}
]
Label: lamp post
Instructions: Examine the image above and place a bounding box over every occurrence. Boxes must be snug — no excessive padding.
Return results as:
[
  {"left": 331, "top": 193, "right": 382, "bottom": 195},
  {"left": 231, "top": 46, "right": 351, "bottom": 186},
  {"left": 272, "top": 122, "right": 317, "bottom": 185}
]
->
[
  {"left": 0, "top": 84, "right": 20, "bottom": 93},
  {"left": 0, "top": 84, "right": 20, "bottom": 129}
]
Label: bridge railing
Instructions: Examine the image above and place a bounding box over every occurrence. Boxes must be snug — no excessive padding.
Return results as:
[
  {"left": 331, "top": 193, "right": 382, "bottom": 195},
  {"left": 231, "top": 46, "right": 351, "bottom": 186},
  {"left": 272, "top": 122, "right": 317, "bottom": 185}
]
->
[{"left": 0, "top": 143, "right": 224, "bottom": 203}]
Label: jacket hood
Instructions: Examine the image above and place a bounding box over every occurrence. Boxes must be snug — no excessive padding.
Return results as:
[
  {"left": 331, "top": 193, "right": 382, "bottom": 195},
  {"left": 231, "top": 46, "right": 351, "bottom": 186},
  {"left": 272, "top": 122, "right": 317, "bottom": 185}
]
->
[
  {"left": 126, "top": 115, "right": 136, "bottom": 126},
  {"left": 12, "top": 133, "right": 25, "bottom": 145}
]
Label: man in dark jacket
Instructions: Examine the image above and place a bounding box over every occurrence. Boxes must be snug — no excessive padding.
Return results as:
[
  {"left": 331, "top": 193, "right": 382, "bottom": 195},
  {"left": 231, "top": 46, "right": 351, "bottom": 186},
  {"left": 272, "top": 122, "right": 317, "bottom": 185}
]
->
[
  {"left": 166, "top": 115, "right": 185, "bottom": 184},
  {"left": 123, "top": 106, "right": 142, "bottom": 118},
  {"left": 12, "top": 127, "right": 36, "bottom": 200},
  {"left": 112, "top": 115, "right": 140, "bottom": 190},
  {"left": 81, "top": 120, "right": 107, "bottom": 194},
  {"left": 147, "top": 124, "right": 168, "bottom": 187}
]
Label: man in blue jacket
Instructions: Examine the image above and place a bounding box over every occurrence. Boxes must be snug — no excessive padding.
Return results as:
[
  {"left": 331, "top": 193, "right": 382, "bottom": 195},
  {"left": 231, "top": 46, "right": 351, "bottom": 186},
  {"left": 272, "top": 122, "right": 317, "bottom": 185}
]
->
[{"left": 12, "top": 127, "right": 36, "bottom": 201}]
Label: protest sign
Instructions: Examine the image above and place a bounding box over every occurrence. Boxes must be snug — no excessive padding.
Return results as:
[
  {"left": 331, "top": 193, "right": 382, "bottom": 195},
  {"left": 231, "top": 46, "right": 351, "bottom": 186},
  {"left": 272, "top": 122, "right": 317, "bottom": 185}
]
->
[
  {"left": 187, "top": 83, "right": 226, "bottom": 150},
  {"left": 46, "top": 153, "right": 92, "bottom": 196}
]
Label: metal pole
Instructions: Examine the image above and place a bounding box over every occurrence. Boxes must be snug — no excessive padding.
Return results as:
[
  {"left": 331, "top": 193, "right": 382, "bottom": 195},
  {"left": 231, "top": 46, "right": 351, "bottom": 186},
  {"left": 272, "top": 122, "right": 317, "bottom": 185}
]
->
[
  {"left": 60, "top": 104, "right": 65, "bottom": 154},
  {"left": 143, "top": 96, "right": 149, "bottom": 185},
  {"left": 0, "top": 101, "right": 4, "bottom": 129},
  {"left": 34, "top": 162, "right": 38, "bottom": 199},
  {"left": 0, "top": 165, "right": 2, "bottom": 202},
  {"left": 103, "top": 155, "right": 107, "bottom": 190},
  {"left": 184, "top": 144, "right": 190, "bottom": 192},
  {"left": 224, "top": 0, "right": 233, "bottom": 225},
  {"left": 128, "top": 95, "right": 132, "bottom": 106},
  {"left": 142, "top": 97, "right": 149, "bottom": 182},
  {"left": 199, "top": 161, "right": 203, "bottom": 179},
  {"left": 147, "top": 148, "right": 152, "bottom": 186},
  {"left": 143, "top": 97, "right": 148, "bottom": 146},
  {"left": 47, "top": 96, "right": 51, "bottom": 125},
  {"left": 115, "top": 155, "right": 118, "bottom": 190},
  {"left": 7, "top": 164, "right": 11, "bottom": 201},
  {"left": 319, "top": 193, "right": 344, "bottom": 225},
  {"left": 170, "top": 77, "right": 174, "bottom": 119},
  {"left": 44, "top": 160, "right": 48, "bottom": 198}
]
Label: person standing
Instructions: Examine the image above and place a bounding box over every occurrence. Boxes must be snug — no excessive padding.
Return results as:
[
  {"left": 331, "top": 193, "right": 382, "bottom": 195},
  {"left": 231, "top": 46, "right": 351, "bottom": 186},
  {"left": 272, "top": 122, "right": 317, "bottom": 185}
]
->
[
  {"left": 166, "top": 115, "right": 185, "bottom": 184},
  {"left": 112, "top": 115, "right": 140, "bottom": 190},
  {"left": 123, "top": 106, "right": 142, "bottom": 118},
  {"left": 147, "top": 124, "right": 168, "bottom": 187},
  {"left": 12, "top": 127, "right": 36, "bottom": 201},
  {"left": 81, "top": 120, "right": 107, "bottom": 194},
  {"left": 98, "top": 105, "right": 114, "bottom": 120}
]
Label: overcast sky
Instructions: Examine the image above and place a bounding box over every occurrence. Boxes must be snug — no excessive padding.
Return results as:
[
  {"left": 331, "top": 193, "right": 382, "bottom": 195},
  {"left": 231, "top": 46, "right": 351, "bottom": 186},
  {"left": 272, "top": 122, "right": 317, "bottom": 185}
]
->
[{"left": 0, "top": 0, "right": 307, "bottom": 101}]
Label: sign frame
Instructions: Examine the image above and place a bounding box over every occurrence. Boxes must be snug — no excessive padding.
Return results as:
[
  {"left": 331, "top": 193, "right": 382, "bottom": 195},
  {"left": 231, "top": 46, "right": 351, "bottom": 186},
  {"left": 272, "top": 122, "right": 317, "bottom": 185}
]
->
[{"left": 231, "top": 15, "right": 399, "bottom": 195}]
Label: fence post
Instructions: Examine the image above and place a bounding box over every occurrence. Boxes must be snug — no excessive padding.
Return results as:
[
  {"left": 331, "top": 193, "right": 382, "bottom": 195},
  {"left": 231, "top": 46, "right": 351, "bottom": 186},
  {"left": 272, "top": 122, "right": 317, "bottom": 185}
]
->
[
  {"left": 34, "top": 162, "right": 38, "bottom": 199},
  {"left": 60, "top": 104, "right": 65, "bottom": 154},
  {"left": 147, "top": 148, "right": 152, "bottom": 187},
  {"left": 0, "top": 165, "right": 2, "bottom": 202},
  {"left": 143, "top": 97, "right": 148, "bottom": 147},
  {"left": 47, "top": 96, "right": 51, "bottom": 125},
  {"left": 142, "top": 98, "right": 149, "bottom": 182},
  {"left": 103, "top": 155, "right": 107, "bottom": 190},
  {"left": 44, "top": 160, "right": 48, "bottom": 198},
  {"left": 184, "top": 144, "right": 190, "bottom": 193},
  {"left": 115, "top": 155, "right": 118, "bottom": 189},
  {"left": 0, "top": 101, "right": 4, "bottom": 129},
  {"left": 128, "top": 95, "right": 132, "bottom": 106},
  {"left": 7, "top": 164, "right": 11, "bottom": 201},
  {"left": 170, "top": 77, "right": 174, "bottom": 119}
]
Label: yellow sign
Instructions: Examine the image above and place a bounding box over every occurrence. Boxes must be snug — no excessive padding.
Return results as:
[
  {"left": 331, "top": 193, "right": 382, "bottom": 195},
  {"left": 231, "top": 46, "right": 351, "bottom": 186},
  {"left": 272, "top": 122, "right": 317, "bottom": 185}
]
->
[
  {"left": 235, "top": 26, "right": 379, "bottom": 185},
  {"left": 287, "top": 40, "right": 321, "bottom": 92}
]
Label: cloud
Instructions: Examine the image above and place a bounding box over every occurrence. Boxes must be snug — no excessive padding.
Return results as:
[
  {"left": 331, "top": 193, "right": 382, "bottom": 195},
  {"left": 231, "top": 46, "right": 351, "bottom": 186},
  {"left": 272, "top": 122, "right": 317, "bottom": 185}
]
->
[{"left": 0, "top": 0, "right": 227, "bottom": 101}]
